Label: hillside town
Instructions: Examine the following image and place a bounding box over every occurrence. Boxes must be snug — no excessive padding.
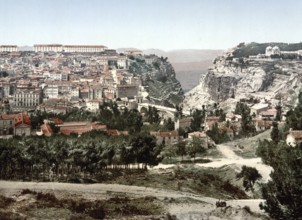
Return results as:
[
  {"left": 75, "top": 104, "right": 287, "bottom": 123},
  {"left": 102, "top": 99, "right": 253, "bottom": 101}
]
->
[
  {"left": 0, "top": 44, "right": 297, "bottom": 144},
  {"left": 1, "top": 42, "right": 302, "bottom": 220}
]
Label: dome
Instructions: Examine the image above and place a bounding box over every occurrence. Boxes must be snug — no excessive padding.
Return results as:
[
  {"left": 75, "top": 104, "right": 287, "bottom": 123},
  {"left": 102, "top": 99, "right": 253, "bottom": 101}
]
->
[
  {"left": 272, "top": 46, "right": 280, "bottom": 50},
  {"left": 266, "top": 46, "right": 273, "bottom": 50}
]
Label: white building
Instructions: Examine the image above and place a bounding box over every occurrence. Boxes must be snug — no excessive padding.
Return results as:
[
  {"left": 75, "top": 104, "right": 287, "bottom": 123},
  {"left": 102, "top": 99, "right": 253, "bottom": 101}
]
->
[
  {"left": 71, "top": 87, "right": 80, "bottom": 98},
  {"left": 43, "top": 84, "right": 59, "bottom": 99},
  {"left": 0, "top": 45, "right": 18, "bottom": 52},
  {"left": 86, "top": 100, "right": 100, "bottom": 112},
  {"left": 63, "top": 45, "right": 106, "bottom": 53},
  {"left": 250, "top": 103, "right": 269, "bottom": 115},
  {"left": 34, "top": 44, "right": 107, "bottom": 53},
  {"left": 13, "top": 89, "right": 42, "bottom": 110},
  {"left": 34, "top": 44, "right": 63, "bottom": 53},
  {"left": 286, "top": 129, "right": 302, "bottom": 147},
  {"left": 265, "top": 46, "right": 281, "bottom": 57},
  {"left": 117, "top": 57, "right": 128, "bottom": 69}
]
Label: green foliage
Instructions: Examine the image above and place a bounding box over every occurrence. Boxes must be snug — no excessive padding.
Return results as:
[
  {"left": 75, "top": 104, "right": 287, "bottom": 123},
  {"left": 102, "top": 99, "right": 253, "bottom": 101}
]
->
[
  {"left": 190, "top": 109, "right": 204, "bottom": 132},
  {"left": 174, "top": 105, "right": 183, "bottom": 119},
  {"left": 275, "top": 104, "right": 282, "bottom": 121},
  {"left": 286, "top": 91, "right": 302, "bottom": 130},
  {"left": 48, "top": 123, "right": 60, "bottom": 134},
  {"left": 156, "top": 75, "right": 167, "bottom": 83},
  {"left": 97, "top": 102, "right": 143, "bottom": 134},
  {"left": 163, "top": 118, "right": 174, "bottom": 131},
  {"left": 0, "top": 71, "right": 8, "bottom": 77},
  {"left": 270, "top": 121, "right": 280, "bottom": 144},
  {"left": 206, "top": 123, "right": 230, "bottom": 144},
  {"left": 152, "top": 61, "right": 160, "bottom": 69},
  {"left": 187, "top": 137, "right": 206, "bottom": 161},
  {"left": 234, "top": 102, "right": 256, "bottom": 136},
  {"left": 257, "top": 140, "right": 302, "bottom": 219},
  {"left": 236, "top": 166, "right": 262, "bottom": 192},
  {"left": 145, "top": 106, "right": 160, "bottom": 124},
  {"left": 129, "top": 134, "right": 162, "bottom": 168},
  {"left": 0, "top": 131, "right": 163, "bottom": 180},
  {"left": 232, "top": 42, "right": 302, "bottom": 58},
  {"left": 175, "top": 141, "right": 187, "bottom": 160}
]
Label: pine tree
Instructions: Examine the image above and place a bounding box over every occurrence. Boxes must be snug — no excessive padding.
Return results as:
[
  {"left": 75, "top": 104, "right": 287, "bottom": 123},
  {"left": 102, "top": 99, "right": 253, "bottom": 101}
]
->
[{"left": 270, "top": 121, "right": 280, "bottom": 144}]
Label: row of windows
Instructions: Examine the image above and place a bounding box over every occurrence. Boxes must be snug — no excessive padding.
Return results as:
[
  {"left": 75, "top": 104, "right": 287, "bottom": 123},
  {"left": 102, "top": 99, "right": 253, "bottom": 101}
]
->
[{"left": 15, "top": 94, "right": 39, "bottom": 98}]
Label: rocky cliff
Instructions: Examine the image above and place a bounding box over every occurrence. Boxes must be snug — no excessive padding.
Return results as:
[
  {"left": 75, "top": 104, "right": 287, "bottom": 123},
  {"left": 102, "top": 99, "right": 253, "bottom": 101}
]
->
[
  {"left": 129, "top": 57, "right": 184, "bottom": 107},
  {"left": 183, "top": 47, "right": 302, "bottom": 111}
]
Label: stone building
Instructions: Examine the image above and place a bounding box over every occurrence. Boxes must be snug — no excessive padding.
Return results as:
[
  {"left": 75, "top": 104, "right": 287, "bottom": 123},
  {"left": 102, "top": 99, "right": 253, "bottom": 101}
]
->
[
  {"left": 13, "top": 89, "right": 42, "bottom": 111},
  {"left": 115, "top": 85, "right": 138, "bottom": 98},
  {"left": 0, "top": 113, "right": 31, "bottom": 136}
]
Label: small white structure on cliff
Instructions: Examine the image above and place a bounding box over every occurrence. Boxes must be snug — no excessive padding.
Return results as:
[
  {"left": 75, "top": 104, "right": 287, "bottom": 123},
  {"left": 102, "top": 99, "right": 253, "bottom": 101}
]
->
[{"left": 265, "top": 46, "right": 281, "bottom": 57}]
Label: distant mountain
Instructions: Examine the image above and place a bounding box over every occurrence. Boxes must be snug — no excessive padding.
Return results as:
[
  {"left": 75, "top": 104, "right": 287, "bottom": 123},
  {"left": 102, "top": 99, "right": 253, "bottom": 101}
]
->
[
  {"left": 143, "top": 49, "right": 223, "bottom": 63},
  {"left": 143, "top": 49, "right": 223, "bottom": 92},
  {"left": 116, "top": 48, "right": 140, "bottom": 53}
]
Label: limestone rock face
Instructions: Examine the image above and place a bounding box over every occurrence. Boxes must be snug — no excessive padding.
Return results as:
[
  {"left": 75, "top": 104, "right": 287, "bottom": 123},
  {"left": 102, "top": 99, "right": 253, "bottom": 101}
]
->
[
  {"left": 183, "top": 58, "right": 302, "bottom": 111},
  {"left": 129, "top": 57, "right": 184, "bottom": 107}
]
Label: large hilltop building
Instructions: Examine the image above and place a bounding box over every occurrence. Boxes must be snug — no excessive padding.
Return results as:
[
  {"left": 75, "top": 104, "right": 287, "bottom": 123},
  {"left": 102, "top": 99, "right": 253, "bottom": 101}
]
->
[
  {"left": 265, "top": 46, "right": 281, "bottom": 57},
  {"left": 34, "top": 44, "right": 107, "bottom": 53},
  {"left": 265, "top": 45, "right": 302, "bottom": 57},
  {"left": 0, "top": 45, "right": 18, "bottom": 52}
]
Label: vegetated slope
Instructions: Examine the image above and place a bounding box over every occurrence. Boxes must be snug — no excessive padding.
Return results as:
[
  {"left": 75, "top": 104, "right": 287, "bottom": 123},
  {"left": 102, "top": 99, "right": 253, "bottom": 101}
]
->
[
  {"left": 129, "top": 57, "right": 184, "bottom": 107},
  {"left": 233, "top": 42, "right": 302, "bottom": 58}
]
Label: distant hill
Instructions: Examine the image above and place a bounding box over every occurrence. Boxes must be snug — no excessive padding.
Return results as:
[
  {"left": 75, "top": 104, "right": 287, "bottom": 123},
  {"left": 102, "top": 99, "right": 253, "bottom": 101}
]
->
[
  {"left": 143, "top": 49, "right": 223, "bottom": 92},
  {"left": 233, "top": 42, "right": 302, "bottom": 58},
  {"left": 143, "top": 49, "right": 223, "bottom": 63}
]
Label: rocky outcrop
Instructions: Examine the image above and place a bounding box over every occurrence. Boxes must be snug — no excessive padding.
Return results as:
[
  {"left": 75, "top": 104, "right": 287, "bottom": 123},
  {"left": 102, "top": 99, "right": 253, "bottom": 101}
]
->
[
  {"left": 183, "top": 58, "right": 302, "bottom": 111},
  {"left": 129, "top": 57, "right": 184, "bottom": 107}
]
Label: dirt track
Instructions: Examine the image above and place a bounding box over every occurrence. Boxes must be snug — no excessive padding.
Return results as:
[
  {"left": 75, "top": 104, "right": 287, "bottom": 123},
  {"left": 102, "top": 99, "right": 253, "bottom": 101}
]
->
[{"left": 0, "top": 180, "right": 265, "bottom": 216}]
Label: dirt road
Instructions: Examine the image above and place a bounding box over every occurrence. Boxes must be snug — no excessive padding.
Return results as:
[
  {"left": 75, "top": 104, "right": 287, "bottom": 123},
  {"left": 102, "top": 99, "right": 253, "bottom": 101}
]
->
[{"left": 196, "top": 144, "right": 273, "bottom": 182}]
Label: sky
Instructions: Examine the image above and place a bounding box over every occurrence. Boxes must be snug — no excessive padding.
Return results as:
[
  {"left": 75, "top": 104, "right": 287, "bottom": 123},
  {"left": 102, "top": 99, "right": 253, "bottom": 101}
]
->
[{"left": 0, "top": 0, "right": 302, "bottom": 50}]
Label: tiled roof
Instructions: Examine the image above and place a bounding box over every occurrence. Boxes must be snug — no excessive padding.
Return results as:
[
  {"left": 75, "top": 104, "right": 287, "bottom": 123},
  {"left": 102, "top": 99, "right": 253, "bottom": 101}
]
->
[
  {"left": 150, "top": 131, "right": 179, "bottom": 137},
  {"left": 289, "top": 130, "right": 302, "bottom": 140}
]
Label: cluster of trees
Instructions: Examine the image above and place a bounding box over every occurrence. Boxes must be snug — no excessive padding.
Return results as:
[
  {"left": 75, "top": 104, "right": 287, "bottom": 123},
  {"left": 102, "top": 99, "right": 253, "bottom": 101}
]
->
[
  {"left": 0, "top": 131, "right": 162, "bottom": 181},
  {"left": 234, "top": 102, "right": 256, "bottom": 136},
  {"left": 256, "top": 95, "right": 302, "bottom": 219},
  {"left": 31, "top": 103, "right": 144, "bottom": 134},
  {"left": 163, "top": 137, "right": 207, "bottom": 162},
  {"left": 257, "top": 139, "right": 302, "bottom": 219},
  {"left": 285, "top": 92, "right": 302, "bottom": 130},
  {"left": 206, "top": 123, "right": 230, "bottom": 144},
  {"left": 0, "top": 71, "right": 8, "bottom": 78},
  {"left": 236, "top": 165, "right": 262, "bottom": 195}
]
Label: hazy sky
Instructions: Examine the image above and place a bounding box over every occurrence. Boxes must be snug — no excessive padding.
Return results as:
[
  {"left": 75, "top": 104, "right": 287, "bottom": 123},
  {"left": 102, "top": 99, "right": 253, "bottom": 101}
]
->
[{"left": 0, "top": 0, "right": 301, "bottom": 50}]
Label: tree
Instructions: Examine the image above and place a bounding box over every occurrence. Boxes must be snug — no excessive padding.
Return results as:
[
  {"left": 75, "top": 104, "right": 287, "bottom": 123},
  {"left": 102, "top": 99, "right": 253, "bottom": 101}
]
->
[
  {"left": 146, "top": 106, "right": 160, "bottom": 124},
  {"left": 234, "top": 102, "right": 256, "bottom": 136},
  {"left": 163, "top": 118, "right": 174, "bottom": 131},
  {"left": 190, "top": 109, "right": 204, "bottom": 131},
  {"left": 236, "top": 165, "right": 262, "bottom": 193},
  {"left": 175, "top": 105, "right": 183, "bottom": 119},
  {"left": 187, "top": 137, "right": 206, "bottom": 162},
  {"left": 175, "top": 141, "right": 187, "bottom": 161},
  {"left": 130, "top": 134, "right": 161, "bottom": 169},
  {"left": 270, "top": 121, "right": 280, "bottom": 144},
  {"left": 275, "top": 104, "right": 282, "bottom": 121},
  {"left": 258, "top": 141, "right": 302, "bottom": 219},
  {"left": 206, "top": 123, "right": 230, "bottom": 144},
  {"left": 286, "top": 91, "right": 302, "bottom": 130}
]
